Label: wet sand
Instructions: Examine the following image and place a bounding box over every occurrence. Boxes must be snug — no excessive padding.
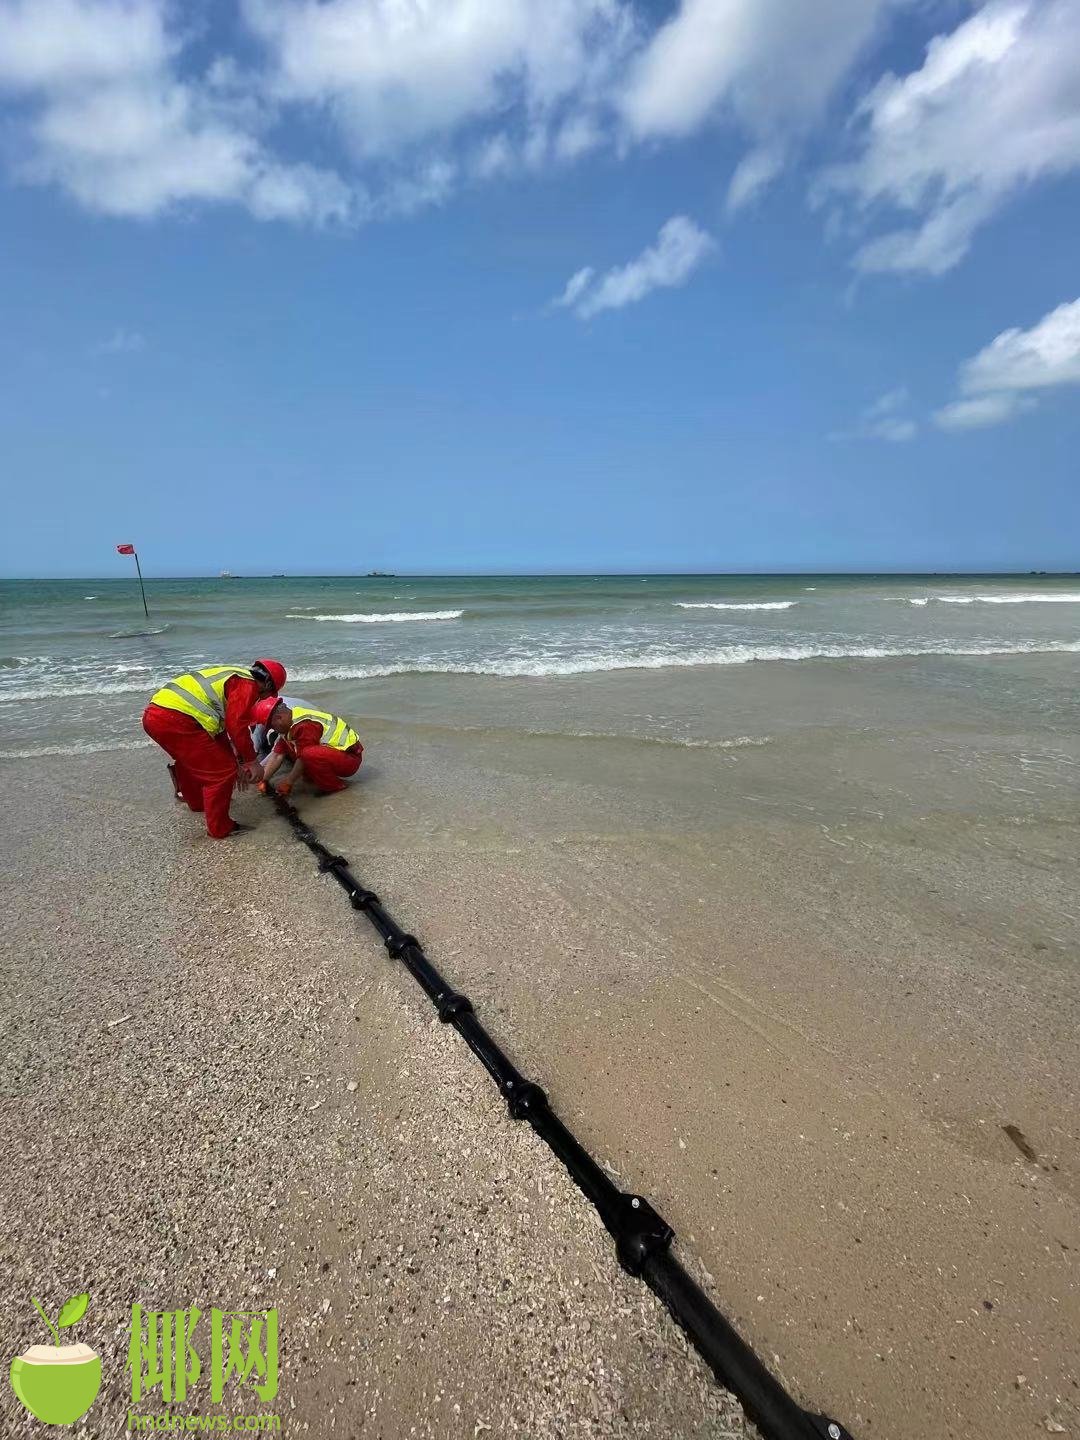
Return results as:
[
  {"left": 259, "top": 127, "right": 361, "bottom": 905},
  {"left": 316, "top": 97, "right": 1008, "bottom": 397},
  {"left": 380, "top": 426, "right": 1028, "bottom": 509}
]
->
[{"left": 2, "top": 670, "right": 1079, "bottom": 1438}]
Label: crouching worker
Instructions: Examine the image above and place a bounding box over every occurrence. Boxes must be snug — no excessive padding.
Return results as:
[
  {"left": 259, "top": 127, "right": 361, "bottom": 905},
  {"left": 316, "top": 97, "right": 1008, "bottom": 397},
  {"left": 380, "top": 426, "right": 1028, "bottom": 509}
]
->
[
  {"left": 251, "top": 697, "right": 363, "bottom": 798},
  {"left": 252, "top": 693, "right": 301, "bottom": 762},
  {"left": 142, "top": 659, "right": 287, "bottom": 838}
]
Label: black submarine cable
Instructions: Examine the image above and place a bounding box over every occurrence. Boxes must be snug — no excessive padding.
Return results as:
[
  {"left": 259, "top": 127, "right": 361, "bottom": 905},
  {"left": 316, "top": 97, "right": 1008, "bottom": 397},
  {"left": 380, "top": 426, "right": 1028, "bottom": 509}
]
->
[{"left": 265, "top": 787, "right": 855, "bottom": 1440}]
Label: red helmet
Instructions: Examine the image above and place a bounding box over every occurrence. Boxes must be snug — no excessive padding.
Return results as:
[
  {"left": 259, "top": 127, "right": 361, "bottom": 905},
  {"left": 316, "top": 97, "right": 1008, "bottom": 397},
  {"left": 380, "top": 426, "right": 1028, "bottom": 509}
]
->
[
  {"left": 252, "top": 658, "right": 286, "bottom": 693},
  {"left": 251, "top": 695, "right": 284, "bottom": 728}
]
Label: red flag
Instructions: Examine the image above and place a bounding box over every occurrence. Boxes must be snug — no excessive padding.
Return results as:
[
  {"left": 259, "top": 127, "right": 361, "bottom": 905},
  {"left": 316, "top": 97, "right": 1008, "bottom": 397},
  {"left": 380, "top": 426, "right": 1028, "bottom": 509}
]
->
[{"left": 116, "top": 543, "right": 135, "bottom": 555}]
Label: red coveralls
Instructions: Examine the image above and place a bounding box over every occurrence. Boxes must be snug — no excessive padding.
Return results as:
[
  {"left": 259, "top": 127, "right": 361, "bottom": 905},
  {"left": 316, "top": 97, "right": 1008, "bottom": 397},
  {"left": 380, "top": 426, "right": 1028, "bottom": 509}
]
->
[
  {"left": 274, "top": 720, "right": 363, "bottom": 792},
  {"left": 142, "top": 674, "right": 262, "bottom": 838}
]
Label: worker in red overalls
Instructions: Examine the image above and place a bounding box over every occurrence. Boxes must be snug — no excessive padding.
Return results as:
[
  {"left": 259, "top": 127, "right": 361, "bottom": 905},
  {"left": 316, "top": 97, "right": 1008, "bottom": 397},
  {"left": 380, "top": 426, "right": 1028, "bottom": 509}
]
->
[
  {"left": 142, "top": 660, "right": 287, "bottom": 838},
  {"left": 251, "top": 697, "right": 363, "bottom": 798}
]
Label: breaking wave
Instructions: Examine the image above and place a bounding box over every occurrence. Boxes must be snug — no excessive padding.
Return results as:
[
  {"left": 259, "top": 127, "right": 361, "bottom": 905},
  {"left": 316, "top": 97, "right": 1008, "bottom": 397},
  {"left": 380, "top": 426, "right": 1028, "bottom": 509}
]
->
[
  {"left": 0, "top": 738, "right": 154, "bottom": 760},
  {"left": 5, "top": 637, "right": 1079, "bottom": 706},
  {"left": 290, "top": 638, "right": 1080, "bottom": 682},
  {"left": 0, "top": 679, "right": 155, "bottom": 701},
  {"left": 676, "top": 601, "right": 797, "bottom": 611},
  {"left": 912, "top": 593, "right": 1080, "bottom": 606},
  {"left": 288, "top": 610, "right": 464, "bottom": 623}
]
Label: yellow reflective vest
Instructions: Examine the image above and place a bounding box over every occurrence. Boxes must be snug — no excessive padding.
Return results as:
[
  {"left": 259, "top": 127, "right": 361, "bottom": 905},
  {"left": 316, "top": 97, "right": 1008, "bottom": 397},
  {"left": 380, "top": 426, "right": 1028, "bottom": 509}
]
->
[
  {"left": 150, "top": 665, "right": 254, "bottom": 736},
  {"left": 287, "top": 704, "right": 360, "bottom": 752}
]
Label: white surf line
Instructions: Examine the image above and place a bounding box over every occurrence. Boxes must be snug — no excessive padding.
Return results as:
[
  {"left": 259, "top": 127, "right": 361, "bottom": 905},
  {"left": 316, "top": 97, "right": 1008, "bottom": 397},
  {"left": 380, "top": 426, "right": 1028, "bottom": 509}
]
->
[
  {"left": 932, "top": 594, "right": 1080, "bottom": 605},
  {"left": 287, "top": 610, "right": 464, "bottom": 622},
  {"left": 675, "top": 601, "right": 797, "bottom": 611}
]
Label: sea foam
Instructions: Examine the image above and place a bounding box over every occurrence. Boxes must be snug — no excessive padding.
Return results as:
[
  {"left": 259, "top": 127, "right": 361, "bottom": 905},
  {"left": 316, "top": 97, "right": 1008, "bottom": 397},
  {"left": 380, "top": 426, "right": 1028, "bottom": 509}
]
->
[
  {"left": 288, "top": 610, "right": 464, "bottom": 623},
  {"left": 937, "top": 593, "right": 1080, "bottom": 604},
  {"left": 0, "top": 738, "right": 154, "bottom": 759},
  {"left": 5, "top": 637, "right": 1079, "bottom": 706},
  {"left": 290, "top": 638, "right": 1080, "bottom": 683},
  {"left": 675, "top": 601, "right": 797, "bottom": 611}
]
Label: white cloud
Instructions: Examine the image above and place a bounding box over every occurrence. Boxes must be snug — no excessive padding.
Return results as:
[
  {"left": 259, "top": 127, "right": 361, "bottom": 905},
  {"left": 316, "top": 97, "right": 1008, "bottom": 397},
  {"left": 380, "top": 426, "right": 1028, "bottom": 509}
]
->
[
  {"left": 0, "top": 0, "right": 168, "bottom": 90},
  {"left": 555, "top": 214, "right": 714, "bottom": 318},
  {"left": 881, "top": 418, "right": 917, "bottom": 441},
  {"left": 247, "top": 161, "right": 357, "bottom": 224},
  {"left": 820, "top": 0, "right": 1080, "bottom": 275},
  {"left": 471, "top": 133, "right": 516, "bottom": 180},
  {"left": 0, "top": 0, "right": 636, "bottom": 222},
  {"left": 3, "top": 0, "right": 1070, "bottom": 271},
  {"left": 834, "top": 385, "right": 918, "bottom": 442},
  {"left": 959, "top": 298, "right": 1080, "bottom": 394},
  {"left": 555, "top": 266, "right": 596, "bottom": 309},
  {"left": 0, "top": 0, "right": 354, "bottom": 222},
  {"left": 726, "top": 143, "right": 786, "bottom": 214},
  {"left": 934, "top": 297, "right": 1080, "bottom": 429},
  {"left": 620, "top": 0, "right": 893, "bottom": 208},
  {"left": 27, "top": 79, "right": 257, "bottom": 216},
  {"left": 554, "top": 111, "right": 602, "bottom": 161},
  {"left": 864, "top": 389, "right": 918, "bottom": 442},
  {"left": 92, "top": 326, "right": 145, "bottom": 355},
  {"left": 933, "top": 392, "right": 1032, "bottom": 430},
  {"left": 242, "top": 0, "right": 634, "bottom": 158},
  {"left": 376, "top": 158, "right": 456, "bottom": 218}
]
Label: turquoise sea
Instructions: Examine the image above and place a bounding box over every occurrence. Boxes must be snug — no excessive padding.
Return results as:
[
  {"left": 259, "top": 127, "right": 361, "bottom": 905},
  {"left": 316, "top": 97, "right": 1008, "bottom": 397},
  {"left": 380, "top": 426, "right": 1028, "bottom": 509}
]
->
[{"left": 2, "top": 572, "right": 1080, "bottom": 759}]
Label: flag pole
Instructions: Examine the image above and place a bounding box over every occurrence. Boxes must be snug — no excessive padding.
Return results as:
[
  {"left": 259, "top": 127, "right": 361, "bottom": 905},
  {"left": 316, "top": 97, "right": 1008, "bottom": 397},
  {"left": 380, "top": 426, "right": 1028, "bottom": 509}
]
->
[
  {"left": 117, "top": 544, "right": 149, "bottom": 616},
  {"left": 133, "top": 550, "right": 149, "bottom": 618}
]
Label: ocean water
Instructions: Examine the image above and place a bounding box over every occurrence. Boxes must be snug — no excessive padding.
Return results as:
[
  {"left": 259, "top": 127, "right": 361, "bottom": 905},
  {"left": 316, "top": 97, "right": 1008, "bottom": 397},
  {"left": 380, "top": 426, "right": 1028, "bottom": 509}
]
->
[{"left": 2, "top": 572, "right": 1079, "bottom": 760}]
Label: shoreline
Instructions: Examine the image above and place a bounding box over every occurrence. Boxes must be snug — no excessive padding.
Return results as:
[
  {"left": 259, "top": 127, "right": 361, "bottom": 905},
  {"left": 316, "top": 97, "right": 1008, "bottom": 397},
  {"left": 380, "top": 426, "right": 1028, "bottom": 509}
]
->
[{"left": 7, "top": 644, "right": 1080, "bottom": 750}]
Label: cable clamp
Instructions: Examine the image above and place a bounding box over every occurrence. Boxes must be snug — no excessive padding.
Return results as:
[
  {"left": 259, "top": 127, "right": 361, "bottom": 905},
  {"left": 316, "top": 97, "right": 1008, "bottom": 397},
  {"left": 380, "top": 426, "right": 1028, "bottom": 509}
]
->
[
  {"left": 349, "top": 887, "right": 379, "bottom": 911},
  {"left": 612, "top": 1193, "right": 673, "bottom": 1277},
  {"left": 385, "top": 932, "right": 420, "bottom": 959},
  {"left": 502, "top": 1078, "right": 548, "bottom": 1121},
  {"left": 317, "top": 853, "right": 349, "bottom": 873},
  {"left": 436, "top": 990, "right": 473, "bottom": 1023}
]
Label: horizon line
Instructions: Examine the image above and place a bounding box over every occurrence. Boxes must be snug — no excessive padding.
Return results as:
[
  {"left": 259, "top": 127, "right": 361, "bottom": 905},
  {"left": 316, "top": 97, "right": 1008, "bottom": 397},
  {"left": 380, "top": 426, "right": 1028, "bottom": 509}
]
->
[{"left": 2, "top": 568, "right": 1079, "bottom": 582}]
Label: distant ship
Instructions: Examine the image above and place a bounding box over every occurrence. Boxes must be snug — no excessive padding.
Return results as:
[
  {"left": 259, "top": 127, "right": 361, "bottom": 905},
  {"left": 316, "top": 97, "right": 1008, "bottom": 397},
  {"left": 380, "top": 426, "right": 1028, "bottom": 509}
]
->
[
  {"left": 219, "top": 570, "right": 241, "bottom": 578},
  {"left": 365, "top": 570, "right": 396, "bottom": 577}
]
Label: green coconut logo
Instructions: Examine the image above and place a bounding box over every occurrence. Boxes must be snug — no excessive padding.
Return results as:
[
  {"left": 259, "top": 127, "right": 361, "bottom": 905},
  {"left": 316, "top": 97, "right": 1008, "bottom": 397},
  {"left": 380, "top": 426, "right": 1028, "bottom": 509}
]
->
[{"left": 9, "top": 1294, "right": 101, "bottom": 1426}]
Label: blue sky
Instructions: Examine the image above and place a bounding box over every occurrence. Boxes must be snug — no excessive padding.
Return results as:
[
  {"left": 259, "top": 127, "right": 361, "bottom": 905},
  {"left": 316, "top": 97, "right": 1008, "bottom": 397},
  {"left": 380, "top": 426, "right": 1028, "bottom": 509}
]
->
[{"left": 1, "top": 0, "right": 1078, "bottom": 577}]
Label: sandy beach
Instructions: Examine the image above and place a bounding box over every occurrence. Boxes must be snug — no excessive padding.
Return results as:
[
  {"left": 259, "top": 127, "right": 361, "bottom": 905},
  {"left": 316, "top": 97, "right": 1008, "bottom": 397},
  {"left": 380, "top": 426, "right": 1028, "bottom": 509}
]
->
[
  {"left": 4, "top": 0, "right": 1079, "bottom": 1414},
  {"left": 0, "top": 745, "right": 747, "bottom": 1440},
  {"left": 2, "top": 657, "right": 1078, "bottom": 1439}
]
